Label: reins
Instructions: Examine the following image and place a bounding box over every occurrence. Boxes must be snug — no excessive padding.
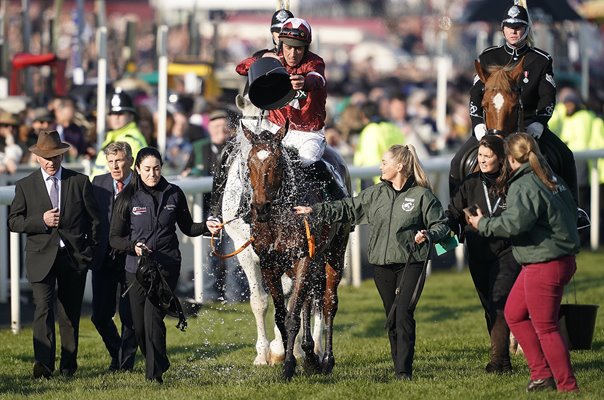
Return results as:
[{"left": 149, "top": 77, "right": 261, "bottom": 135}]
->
[
  {"left": 210, "top": 218, "right": 255, "bottom": 260},
  {"left": 210, "top": 216, "right": 316, "bottom": 260}
]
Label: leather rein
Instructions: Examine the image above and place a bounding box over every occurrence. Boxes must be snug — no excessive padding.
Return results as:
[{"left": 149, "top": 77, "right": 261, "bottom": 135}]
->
[{"left": 210, "top": 216, "right": 315, "bottom": 260}]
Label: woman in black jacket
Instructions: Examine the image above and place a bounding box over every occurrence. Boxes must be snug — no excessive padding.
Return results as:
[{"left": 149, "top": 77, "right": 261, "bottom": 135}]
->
[
  {"left": 110, "top": 147, "right": 205, "bottom": 383},
  {"left": 448, "top": 135, "right": 520, "bottom": 373}
]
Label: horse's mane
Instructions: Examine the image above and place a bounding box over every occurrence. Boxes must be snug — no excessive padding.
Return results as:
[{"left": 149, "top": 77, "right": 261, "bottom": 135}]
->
[{"left": 484, "top": 64, "right": 516, "bottom": 92}]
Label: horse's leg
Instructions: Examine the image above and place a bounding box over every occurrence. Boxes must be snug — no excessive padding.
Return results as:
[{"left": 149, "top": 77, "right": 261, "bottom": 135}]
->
[
  {"left": 312, "top": 302, "right": 324, "bottom": 358},
  {"left": 283, "top": 257, "right": 313, "bottom": 380},
  {"left": 301, "top": 297, "right": 322, "bottom": 374},
  {"left": 269, "top": 274, "right": 293, "bottom": 364},
  {"left": 238, "top": 249, "right": 271, "bottom": 365},
  {"left": 322, "top": 258, "right": 344, "bottom": 374},
  {"left": 260, "top": 263, "right": 288, "bottom": 361}
]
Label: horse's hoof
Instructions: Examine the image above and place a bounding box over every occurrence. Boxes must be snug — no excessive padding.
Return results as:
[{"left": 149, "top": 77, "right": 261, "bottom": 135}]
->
[
  {"left": 322, "top": 354, "right": 335, "bottom": 374},
  {"left": 253, "top": 355, "right": 268, "bottom": 366},
  {"left": 283, "top": 360, "right": 296, "bottom": 380},
  {"left": 302, "top": 354, "right": 322, "bottom": 375},
  {"left": 269, "top": 351, "right": 285, "bottom": 366}
]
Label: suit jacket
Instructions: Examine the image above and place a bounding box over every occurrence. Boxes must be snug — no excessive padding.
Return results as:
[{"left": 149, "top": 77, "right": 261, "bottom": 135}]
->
[
  {"left": 8, "top": 168, "right": 101, "bottom": 283},
  {"left": 90, "top": 172, "right": 129, "bottom": 272}
]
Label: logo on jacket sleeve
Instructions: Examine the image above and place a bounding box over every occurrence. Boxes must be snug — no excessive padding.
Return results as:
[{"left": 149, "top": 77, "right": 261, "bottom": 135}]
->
[
  {"left": 402, "top": 198, "right": 415, "bottom": 212},
  {"left": 132, "top": 206, "right": 147, "bottom": 215}
]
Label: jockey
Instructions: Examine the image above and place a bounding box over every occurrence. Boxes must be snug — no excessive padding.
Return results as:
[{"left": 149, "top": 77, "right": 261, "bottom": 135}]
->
[
  {"left": 208, "top": 17, "right": 345, "bottom": 233},
  {"left": 449, "top": 2, "right": 578, "bottom": 204},
  {"left": 261, "top": 18, "right": 347, "bottom": 199}
]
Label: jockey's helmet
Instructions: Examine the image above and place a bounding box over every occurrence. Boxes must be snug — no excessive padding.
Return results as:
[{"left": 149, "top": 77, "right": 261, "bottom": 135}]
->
[
  {"left": 270, "top": 9, "right": 294, "bottom": 33},
  {"left": 279, "top": 18, "right": 312, "bottom": 47}
]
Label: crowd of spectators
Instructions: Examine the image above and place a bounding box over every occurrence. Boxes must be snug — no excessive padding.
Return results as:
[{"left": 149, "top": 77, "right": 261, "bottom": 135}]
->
[{"left": 1, "top": 1, "right": 603, "bottom": 190}]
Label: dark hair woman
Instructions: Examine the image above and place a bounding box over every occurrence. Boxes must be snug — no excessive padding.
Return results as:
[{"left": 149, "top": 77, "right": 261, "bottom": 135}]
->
[
  {"left": 447, "top": 135, "right": 521, "bottom": 374},
  {"left": 110, "top": 147, "right": 205, "bottom": 383}
]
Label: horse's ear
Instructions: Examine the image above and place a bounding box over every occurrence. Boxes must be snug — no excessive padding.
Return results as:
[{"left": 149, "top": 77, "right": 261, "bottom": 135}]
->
[
  {"left": 241, "top": 122, "right": 255, "bottom": 143},
  {"left": 511, "top": 57, "right": 525, "bottom": 82},
  {"left": 475, "top": 60, "right": 488, "bottom": 83},
  {"left": 276, "top": 119, "right": 289, "bottom": 141}
]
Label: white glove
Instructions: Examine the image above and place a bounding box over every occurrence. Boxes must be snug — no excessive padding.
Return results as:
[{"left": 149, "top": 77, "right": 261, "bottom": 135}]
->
[
  {"left": 526, "top": 122, "right": 544, "bottom": 139},
  {"left": 474, "top": 123, "right": 487, "bottom": 140}
]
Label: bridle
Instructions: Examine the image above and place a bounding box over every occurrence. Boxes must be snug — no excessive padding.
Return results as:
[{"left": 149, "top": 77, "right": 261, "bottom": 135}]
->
[
  {"left": 484, "top": 80, "right": 525, "bottom": 136},
  {"left": 211, "top": 133, "right": 314, "bottom": 260}
]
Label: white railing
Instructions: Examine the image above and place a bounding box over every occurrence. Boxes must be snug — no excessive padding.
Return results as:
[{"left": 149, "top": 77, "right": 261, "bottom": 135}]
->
[{"left": 1, "top": 150, "right": 603, "bottom": 333}]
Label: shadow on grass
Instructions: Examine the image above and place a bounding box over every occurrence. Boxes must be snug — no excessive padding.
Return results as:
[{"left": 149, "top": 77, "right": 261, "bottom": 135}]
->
[{"left": 0, "top": 373, "right": 52, "bottom": 397}]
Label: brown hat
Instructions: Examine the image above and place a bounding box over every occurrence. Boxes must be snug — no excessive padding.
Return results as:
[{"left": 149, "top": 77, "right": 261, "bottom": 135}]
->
[
  {"left": 29, "top": 130, "right": 70, "bottom": 158},
  {"left": 0, "top": 110, "right": 19, "bottom": 126}
]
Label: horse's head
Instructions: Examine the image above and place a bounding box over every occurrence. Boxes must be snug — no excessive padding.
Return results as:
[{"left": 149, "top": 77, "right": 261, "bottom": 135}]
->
[
  {"left": 242, "top": 120, "right": 289, "bottom": 223},
  {"left": 475, "top": 58, "right": 525, "bottom": 136}
]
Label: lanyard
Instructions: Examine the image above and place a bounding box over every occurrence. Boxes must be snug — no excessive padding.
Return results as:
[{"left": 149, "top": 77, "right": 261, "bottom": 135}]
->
[{"left": 482, "top": 181, "right": 501, "bottom": 217}]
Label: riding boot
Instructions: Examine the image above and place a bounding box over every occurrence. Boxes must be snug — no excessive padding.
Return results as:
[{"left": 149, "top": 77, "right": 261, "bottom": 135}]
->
[
  {"left": 304, "top": 161, "right": 347, "bottom": 201},
  {"left": 485, "top": 311, "right": 512, "bottom": 374},
  {"left": 209, "top": 140, "right": 244, "bottom": 220}
]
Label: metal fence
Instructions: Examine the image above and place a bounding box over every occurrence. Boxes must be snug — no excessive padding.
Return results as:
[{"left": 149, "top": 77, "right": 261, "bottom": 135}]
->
[{"left": 1, "top": 150, "right": 604, "bottom": 334}]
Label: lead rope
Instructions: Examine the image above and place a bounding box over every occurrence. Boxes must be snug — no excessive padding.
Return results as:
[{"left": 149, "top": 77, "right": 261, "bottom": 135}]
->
[
  {"left": 211, "top": 216, "right": 316, "bottom": 259},
  {"left": 210, "top": 218, "right": 255, "bottom": 260}
]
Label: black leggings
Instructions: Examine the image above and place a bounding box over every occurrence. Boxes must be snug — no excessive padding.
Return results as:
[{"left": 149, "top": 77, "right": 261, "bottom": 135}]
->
[
  {"left": 373, "top": 262, "right": 425, "bottom": 377},
  {"left": 468, "top": 251, "right": 521, "bottom": 333}
]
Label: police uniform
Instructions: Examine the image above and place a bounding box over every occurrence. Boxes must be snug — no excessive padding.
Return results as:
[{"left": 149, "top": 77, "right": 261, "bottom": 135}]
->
[{"left": 450, "top": 5, "right": 578, "bottom": 203}]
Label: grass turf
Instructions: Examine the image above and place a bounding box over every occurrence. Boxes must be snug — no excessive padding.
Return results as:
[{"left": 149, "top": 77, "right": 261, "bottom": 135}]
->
[{"left": 1, "top": 251, "right": 603, "bottom": 399}]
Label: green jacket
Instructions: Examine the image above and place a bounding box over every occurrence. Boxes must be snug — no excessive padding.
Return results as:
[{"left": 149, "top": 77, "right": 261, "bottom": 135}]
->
[
  {"left": 312, "top": 178, "right": 449, "bottom": 266},
  {"left": 90, "top": 122, "right": 148, "bottom": 179},
  {"left": 477, "top": 163, "right": 580, "bottom": 264}
]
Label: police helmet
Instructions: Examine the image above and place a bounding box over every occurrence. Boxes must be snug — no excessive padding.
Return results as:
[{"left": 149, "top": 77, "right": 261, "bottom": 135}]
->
[
  {"left": 501, "top": 5, "right": 529, "bottom": 28},
  {"left": 109, "top": 88, "right": 136, "bottom": 115},
  {"left": 270, "top": 9, "right": 294, "bottom": 33}
]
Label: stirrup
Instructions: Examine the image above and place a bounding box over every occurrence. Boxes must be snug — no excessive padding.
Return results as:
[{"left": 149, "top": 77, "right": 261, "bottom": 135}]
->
[{"left": 577, "top": 207, "right": 591, "bottom": 231}]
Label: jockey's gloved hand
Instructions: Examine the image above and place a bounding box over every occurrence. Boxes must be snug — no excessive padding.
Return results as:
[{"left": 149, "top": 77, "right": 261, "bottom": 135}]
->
[
  {"left": 526, "top": 122, "right": 544, "bottom": 139},
  {"left": 474, "top": 123, "right": 487, "bottom": 140}
]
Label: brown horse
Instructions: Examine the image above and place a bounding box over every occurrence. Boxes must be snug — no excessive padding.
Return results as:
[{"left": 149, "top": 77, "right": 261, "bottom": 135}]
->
[
  {"left": 242, "top": 121, "right": 350, "bottom": 380},
  {"left": 459, "top": 58, "right": 563, "bottom": 178}
]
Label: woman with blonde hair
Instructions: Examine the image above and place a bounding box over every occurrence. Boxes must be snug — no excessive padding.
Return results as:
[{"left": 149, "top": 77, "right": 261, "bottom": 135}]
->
[
  {"left": 468, "top": 133, "right": 580, "bottom": 392},
  {"left": 295, "top": 144, "right": 449, "bottom": 380}
]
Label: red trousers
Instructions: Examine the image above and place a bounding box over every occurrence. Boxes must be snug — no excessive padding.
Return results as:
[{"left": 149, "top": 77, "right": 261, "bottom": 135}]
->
[{"left": 504, "top": 255, "right": 578, "bottom": 392}]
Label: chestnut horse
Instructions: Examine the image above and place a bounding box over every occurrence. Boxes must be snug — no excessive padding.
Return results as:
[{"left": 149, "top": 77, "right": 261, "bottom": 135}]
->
[
  {"left": 458, "top": 58, "right": 563, "bottom": 178},
  {"left": 240, "top": 121, "right": 350, "bottom": 379}
]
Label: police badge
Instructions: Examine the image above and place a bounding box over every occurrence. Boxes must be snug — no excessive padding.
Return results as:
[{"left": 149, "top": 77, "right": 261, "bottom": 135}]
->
[{"left": 508, "top": 6, "right": 520, "bottom": 18}]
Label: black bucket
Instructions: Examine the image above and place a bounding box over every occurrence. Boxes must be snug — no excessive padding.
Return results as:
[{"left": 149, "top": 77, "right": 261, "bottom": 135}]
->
[
  {"left": 559, "top": 304, "right": 599, "bottom": 350},
  {"left": 248, "top": 57, "right": 295, "bottom": 110}
]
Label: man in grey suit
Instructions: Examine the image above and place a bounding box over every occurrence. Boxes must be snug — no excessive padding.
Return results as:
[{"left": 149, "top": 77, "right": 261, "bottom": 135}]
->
[
  {"left": 91, "top": 142, "right": 137, "bottom": 371},
  {"left": 8, "top": 130, "right": 100, "bottom": 378}
]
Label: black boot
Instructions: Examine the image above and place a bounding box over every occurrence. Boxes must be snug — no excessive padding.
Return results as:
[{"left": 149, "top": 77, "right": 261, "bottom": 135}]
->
[
  {"left": 304, "top": 161, "right": 347, "bottom": 201},
  {"left": 485, "top": 311, "right": 512, "bottom": 374},
  {"left": 208, "top": 140, "right": 249, "bottom": 221}
]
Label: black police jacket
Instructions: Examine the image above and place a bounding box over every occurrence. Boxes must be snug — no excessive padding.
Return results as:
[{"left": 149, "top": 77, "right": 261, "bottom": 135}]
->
[{"left": 469, "top": 42, "right": 556, "bottom": 134}]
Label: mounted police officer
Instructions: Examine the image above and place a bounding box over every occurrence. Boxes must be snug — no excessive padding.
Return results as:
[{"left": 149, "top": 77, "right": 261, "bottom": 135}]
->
[{"left": 449, "top": 2, "right": 578, "bottom": 204}]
